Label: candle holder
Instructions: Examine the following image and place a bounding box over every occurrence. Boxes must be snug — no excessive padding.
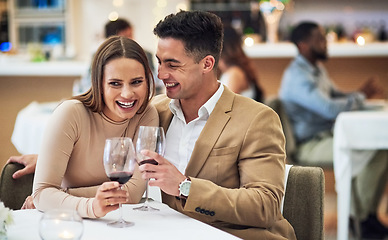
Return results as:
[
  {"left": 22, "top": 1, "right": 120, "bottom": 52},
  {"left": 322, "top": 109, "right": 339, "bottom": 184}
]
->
[{"left": 39, "top": 209, "right": 83, "bottom": 240}]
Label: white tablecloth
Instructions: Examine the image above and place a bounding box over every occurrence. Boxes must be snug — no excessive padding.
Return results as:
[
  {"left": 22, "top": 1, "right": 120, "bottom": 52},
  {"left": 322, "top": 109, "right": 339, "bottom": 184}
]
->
[
  {"left": 333, "top": 101, "right": 388, "bottom": 240},
  {"left": 11, "top": 101, "right": 59, "bottom": 154},
  {"left": 7, "top": 202, "right": 240, "bottom": 240}
]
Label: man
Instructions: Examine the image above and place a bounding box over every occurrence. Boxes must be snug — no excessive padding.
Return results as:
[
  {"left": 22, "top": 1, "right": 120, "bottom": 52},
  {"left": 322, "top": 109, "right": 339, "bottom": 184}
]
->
[
  {"left": 8, "top": 11, "right": 296, "bottom": 239},
  {"left": 137, "top": 11, "right": 295, "bottom": 239},
  {"left": 279, "top": 21, "right": 388, "bottom": 239}
]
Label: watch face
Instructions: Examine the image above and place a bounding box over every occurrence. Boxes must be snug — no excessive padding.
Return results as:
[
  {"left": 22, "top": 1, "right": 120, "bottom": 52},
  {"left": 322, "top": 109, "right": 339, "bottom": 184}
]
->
[{"left": 180, "top": 180, "right": 191, "bottom": 196}]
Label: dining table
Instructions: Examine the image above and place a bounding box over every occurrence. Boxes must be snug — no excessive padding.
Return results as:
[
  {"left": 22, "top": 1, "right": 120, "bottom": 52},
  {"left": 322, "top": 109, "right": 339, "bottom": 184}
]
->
[
  {"left": 333, "top": 100, "right": 388, "bottom": 240},
  {"left": 11, "top": 101, "right": 59, "bottom": 155},
  {"left": 7, "top": 201, "right": 240, "bottom": 240}
]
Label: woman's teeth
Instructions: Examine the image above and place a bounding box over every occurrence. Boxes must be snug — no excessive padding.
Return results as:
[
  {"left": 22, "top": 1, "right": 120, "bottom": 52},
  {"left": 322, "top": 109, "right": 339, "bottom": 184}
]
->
[{"left": 117, "top": 100, "right": 135, "bottom": 108}]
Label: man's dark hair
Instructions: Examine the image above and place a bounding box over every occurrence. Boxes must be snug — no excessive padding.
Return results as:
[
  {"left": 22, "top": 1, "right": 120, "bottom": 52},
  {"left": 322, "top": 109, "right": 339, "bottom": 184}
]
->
[
  {"left": 153, "top": 10, "right": 223, "bottom": 65},
  {"left": 105, "top": 18, "right": 132, "bottom": 38},
  {"left": 290, "top": 22, "right": 319, "bottom": 46}
]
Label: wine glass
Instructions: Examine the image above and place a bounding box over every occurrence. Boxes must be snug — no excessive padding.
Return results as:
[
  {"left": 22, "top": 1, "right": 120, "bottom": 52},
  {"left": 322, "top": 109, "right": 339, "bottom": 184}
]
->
[
  {"left": 133, "top": 126, "right": 165, "bottom": 211},
  {"left": 103, "top": 137, "right": 136, "bottom": 227}
]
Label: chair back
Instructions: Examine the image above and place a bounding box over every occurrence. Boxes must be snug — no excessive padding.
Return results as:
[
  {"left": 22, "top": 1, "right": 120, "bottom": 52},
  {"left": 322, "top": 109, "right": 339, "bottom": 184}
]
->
[
  {"left": 0, "top": 162, "right": 34, "bottom": 210},
  {"left": 266, "top": 97, "right": 297, "bottom": 162},
  {"left": 283, "top": 165, "right": 325, "bottom": 240}
]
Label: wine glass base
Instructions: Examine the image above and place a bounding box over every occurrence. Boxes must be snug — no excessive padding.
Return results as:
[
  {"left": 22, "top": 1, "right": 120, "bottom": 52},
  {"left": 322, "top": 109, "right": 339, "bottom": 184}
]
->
[
  {"left": 107, "top": 220, "right": 134, "bottom": 228},
  {"left": 133, "top": 204, "right": 159, "bottom": 211}
]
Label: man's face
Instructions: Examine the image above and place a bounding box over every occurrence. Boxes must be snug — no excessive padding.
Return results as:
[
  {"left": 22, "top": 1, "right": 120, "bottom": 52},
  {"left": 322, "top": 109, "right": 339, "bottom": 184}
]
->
[
  {"left": 156, "top": 38, "right": 205, "bottom": 101},
  {"left": 308, "top": 27, "right": 328, "bottom": 60}
]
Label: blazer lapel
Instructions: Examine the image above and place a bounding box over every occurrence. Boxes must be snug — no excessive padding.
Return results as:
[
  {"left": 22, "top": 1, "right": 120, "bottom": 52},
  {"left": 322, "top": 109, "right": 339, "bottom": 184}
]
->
[
  {"left": 152, "top": 95, "right": 173, "bottom": 134},
  {"left": 185, "top": 88, "right": 234, "bottom": 177}
]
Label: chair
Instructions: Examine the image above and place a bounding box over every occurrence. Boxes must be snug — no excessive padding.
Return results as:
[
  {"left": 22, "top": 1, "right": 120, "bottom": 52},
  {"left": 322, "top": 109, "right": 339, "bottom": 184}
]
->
[
  {"left": 0, "top": 162, "right": 34, "bottom": 210},
  {"left": 265, "top": 97, "right": 297, "bottom": 163},
  {"left": 283, "top": 165, "right": 325, "bottom": 240},
  {"left": 266, "top": 97, "right": 333, "bottom": 169}
]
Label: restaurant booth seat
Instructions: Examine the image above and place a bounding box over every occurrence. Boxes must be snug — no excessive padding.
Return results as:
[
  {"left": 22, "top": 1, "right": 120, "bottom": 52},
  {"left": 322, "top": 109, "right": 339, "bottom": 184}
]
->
[
  {"left": 283, "top": 165, "right": 325, "bottom": 240},
  {"left": 0, "top": 162, "right": 34, "bottom": 210}
]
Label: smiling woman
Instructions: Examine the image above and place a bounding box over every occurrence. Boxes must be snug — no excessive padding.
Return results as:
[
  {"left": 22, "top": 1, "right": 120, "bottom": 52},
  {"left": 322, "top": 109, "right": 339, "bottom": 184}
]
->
[
  {"left": 102, "top": 58, "right": 148, "bottom": 122},
  {"left": 30, "top": 36, "right": 159, "bottom": 219}
]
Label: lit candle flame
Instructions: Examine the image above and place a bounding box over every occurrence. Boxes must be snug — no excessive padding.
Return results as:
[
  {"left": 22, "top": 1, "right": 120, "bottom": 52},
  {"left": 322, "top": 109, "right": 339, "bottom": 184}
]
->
[{"left": 59, "top": 230, "right": 74, "bottom": 239}]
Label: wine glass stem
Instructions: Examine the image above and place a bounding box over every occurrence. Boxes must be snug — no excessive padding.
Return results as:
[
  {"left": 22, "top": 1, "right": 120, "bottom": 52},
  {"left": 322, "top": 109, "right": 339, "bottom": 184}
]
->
[
  {"left": 118, "top": 185, "right": 124, "bottom": 221},
  {"left": 144, "top": 178, "right": 150, "bottom": 204}
]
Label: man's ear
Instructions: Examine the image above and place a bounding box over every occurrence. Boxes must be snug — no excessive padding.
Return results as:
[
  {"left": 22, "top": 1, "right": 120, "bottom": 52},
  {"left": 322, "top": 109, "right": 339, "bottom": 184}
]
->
[
  {"left": 298, "top": 41, "right": 309, "bottom": 53},
  {"left": 202, "top": 55, "right": 215, "bottom": 74}
]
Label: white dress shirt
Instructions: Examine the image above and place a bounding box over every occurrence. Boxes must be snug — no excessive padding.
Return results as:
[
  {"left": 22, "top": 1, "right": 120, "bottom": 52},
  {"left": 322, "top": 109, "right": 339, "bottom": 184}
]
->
[{"left": 164, "top": 83, "right": 224, "bottom": 174}]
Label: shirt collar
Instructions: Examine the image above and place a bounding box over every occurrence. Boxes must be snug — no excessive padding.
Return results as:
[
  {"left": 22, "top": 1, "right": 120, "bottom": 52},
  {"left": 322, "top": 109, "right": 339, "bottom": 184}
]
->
[
  {"left": 295, "top": 54, "right": 321, "bottom": 76},
  {"left": 169, "top": 82, "right": 224, "bottom": 122}
]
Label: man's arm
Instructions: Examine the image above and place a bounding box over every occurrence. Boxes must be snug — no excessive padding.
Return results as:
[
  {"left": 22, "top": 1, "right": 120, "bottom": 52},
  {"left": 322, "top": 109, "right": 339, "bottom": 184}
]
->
[{"left": 6, "top": 154, "right": 37, "bottom": 179}]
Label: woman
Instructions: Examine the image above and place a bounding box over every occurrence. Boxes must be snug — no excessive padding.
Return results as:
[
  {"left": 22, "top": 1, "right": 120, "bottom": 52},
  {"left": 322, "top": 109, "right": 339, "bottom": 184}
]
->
[
  {"left": 218, "top": 26, "right": 264, "bottom": 103},
  {"left": 32, "top": 36, "right": 158, "bottom": 218}
]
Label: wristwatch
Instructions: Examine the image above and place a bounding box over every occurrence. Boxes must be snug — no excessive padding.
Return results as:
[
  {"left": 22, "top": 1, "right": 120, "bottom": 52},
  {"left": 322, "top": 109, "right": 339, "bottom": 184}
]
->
[{"left": 179, "top": 177, "right": 191, "bottom": 199}]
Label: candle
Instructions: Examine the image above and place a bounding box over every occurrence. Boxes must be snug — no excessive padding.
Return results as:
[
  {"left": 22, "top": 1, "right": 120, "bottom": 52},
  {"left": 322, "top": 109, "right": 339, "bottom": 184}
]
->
[{"left": 58, "top": 230, "right": 75, "bottom": 239}]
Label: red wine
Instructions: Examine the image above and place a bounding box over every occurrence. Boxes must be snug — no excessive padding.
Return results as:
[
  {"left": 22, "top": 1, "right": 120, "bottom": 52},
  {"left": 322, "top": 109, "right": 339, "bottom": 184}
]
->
[
  {"left": 109, "top": 171, "right": 133, "bottom": 184},
  {"left": 139, "top": 159, "right": 158, "bottom": 166}
]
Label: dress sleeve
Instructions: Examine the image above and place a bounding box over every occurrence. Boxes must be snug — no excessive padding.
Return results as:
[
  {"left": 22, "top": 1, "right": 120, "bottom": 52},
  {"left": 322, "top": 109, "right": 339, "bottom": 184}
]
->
[{"left": 32, "top": 101, "right": 99, "bottom": 218}]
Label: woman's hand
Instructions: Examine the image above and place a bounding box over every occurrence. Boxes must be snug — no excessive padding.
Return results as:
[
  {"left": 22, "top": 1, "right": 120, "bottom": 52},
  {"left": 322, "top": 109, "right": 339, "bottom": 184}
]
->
[
  {"left": 92, "top": 182, "right": 129, "bottom": 218},
  {"left": 6, "top": 154, "right": 38, "bottom": 179},
  {"left": 21, "top": 196, "right": 36, "bottom": 209}
]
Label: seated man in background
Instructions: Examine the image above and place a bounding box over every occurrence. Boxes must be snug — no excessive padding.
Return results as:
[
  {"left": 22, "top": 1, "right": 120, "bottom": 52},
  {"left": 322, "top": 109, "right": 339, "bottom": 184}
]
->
[{"left": 279, "top": 21, "right": 388, "bottom": 239}]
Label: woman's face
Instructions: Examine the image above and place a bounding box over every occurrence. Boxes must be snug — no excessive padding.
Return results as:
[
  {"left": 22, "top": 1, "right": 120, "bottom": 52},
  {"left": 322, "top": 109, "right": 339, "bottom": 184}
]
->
[{"left": 102, "top": 57, "right": 148, "bottom": 122}]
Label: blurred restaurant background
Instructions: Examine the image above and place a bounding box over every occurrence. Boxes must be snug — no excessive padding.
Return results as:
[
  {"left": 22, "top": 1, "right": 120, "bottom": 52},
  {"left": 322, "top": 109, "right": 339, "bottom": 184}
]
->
[{"left": 0, "top": 0, "right": 388, "bottom": 239}]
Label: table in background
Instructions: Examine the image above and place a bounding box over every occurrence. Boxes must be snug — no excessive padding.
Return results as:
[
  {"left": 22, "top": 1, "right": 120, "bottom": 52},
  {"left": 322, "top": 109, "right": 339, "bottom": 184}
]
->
[
  {"left": 333, "top": 101, "right": 388, "bottom": 240},
  {"left": 11, "top": 101, "right": 59, "bottom": 155},
  {"left": 7, "top": 202, "right": 240, "bottom": 240}
]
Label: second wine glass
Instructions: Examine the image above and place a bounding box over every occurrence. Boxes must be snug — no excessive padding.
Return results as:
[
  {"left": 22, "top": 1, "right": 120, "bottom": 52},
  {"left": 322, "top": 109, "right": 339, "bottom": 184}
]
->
[{"left": 134, "top": 126, "right": 165, "bottom": 211}]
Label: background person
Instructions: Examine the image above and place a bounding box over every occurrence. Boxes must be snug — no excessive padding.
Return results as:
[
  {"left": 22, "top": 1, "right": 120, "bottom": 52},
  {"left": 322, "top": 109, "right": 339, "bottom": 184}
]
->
[
  {"left": 279, "top": 21, "right": 388, "bottom": 239},
  {"left": 218, "top": 25, "right": 264, "bottom": 103}
]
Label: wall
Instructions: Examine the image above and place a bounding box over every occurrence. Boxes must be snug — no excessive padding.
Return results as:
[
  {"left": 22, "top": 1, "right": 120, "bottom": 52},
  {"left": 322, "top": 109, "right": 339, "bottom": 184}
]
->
[
  {"left": 0, "top": 76, "right": 75, "bottom": 169},
  {"left": 252, "top": 57, "right": 388, "bottom": 99},
  {"left": 280, "top": 0, "right": 388, "bottom": 40},
  {"left": 72, "top": 0, "right": 189, "bottom": 62}
]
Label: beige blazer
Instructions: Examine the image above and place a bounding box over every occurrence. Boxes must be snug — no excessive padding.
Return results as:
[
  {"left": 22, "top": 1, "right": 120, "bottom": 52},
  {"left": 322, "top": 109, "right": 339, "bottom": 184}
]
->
[{"left": 152, "top": 88, "right": 296, "bottom": 240}]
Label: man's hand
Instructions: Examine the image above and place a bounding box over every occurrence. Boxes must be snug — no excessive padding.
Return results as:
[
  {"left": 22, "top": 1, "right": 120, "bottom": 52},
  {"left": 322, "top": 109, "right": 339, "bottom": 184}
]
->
[
  {"left": 359, "top": 76, "right": 385, "bottom": 99},
  {"left": 92, "top": 182, "right": 129, "bottom": 218},
  {"left": 138, "top": 150, "right": 186, "bottom": 197},
  {"left": 6, "top": 154, "right": 38, "bottom": 179}
]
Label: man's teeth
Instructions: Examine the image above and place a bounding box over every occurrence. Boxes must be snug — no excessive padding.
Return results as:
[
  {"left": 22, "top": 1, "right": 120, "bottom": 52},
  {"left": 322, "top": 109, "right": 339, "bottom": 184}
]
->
[
  {"left": 117, "top": 101, "right": 135, "bottom": 108},
  {"left": 165, "top": 82, "right": 178, "bottom": 87}
]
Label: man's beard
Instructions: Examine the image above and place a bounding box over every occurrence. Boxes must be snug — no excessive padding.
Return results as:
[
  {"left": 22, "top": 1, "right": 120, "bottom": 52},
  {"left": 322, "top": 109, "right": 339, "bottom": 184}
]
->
[{"left": 312, "top": 49, "right": 328, "bottom": 61}]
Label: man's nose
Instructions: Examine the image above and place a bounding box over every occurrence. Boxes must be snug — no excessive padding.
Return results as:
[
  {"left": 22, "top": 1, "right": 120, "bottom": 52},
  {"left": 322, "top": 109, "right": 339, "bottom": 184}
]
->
[{"left": 158, "top": 65, "right": 168, "bottom": 80}]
